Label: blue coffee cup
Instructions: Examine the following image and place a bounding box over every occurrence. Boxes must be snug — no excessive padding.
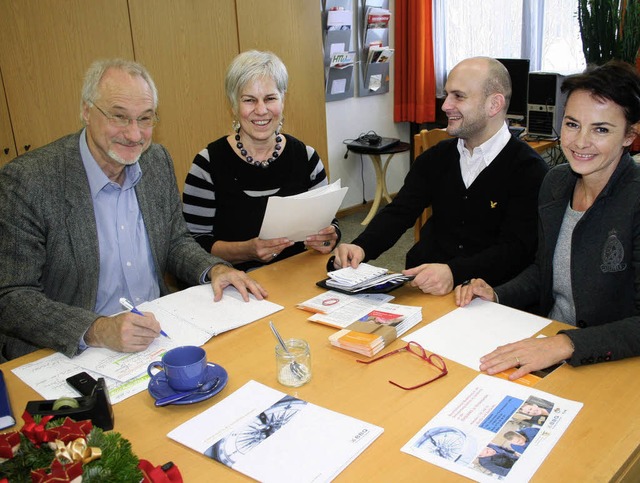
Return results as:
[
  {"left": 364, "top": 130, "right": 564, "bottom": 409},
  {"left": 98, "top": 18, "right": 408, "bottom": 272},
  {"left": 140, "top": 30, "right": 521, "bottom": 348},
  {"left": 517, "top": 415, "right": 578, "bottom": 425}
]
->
[{"left": 147, "top": 345, "right": 207, "bottom": 391}]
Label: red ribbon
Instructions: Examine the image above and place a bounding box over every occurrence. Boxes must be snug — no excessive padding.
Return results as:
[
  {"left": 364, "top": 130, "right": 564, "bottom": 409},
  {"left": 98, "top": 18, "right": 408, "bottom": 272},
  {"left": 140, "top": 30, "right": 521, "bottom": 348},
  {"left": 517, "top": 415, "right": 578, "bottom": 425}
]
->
[
  {"left": 30, "top": 459, "right": 83, "bottom": 483},
  {"left": 138, "top": 459, "right": 183, "bottom": 483},
  {"left": 0, "top": 431, "right": 20, "bottom": 459},
  {"left": 45, "top": 417, "right": 93, "bottom": 444},
  {"left": 21, "top": 412, "right": 54, "bottom": 445}
]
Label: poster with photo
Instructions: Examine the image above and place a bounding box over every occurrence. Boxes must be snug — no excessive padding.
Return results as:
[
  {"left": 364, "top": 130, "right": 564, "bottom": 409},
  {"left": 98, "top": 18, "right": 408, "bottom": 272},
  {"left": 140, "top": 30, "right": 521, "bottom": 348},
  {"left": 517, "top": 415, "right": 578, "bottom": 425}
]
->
[{"left": 401, "top": 374, "right": 582, "bottom": 482}]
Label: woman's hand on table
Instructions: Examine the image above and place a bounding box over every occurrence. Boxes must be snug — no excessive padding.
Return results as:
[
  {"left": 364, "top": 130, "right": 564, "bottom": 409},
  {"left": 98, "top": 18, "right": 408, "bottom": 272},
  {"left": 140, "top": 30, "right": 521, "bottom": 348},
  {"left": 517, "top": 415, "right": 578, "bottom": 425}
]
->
[{"left": 480, "top": 334, "right": 575, "bottom": 380}]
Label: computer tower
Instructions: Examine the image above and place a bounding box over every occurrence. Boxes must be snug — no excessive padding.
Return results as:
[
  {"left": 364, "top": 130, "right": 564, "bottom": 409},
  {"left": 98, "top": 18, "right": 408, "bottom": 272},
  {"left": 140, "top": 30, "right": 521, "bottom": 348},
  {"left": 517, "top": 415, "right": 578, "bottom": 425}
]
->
[{"left": 527, "top": 72, "right": 566, "bottom": 138}]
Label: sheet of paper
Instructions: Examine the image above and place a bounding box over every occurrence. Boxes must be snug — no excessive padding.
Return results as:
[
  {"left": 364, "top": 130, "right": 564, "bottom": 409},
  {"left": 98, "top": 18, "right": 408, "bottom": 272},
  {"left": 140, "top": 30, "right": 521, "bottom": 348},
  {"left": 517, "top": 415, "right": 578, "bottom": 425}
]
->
[
  {"left": 259, "top": 179, "right": 348, "bottom": 241},
  {"left": 308, "top": 298, "right": 386, "bottom": 329},
  {"left": 69, "top": 286, "right": 283, "bottom": 382},
  {"left": 331, "top": 78, "right": 347, "bottom": 95},
  {"left": 168, "top": 380, "right": 383, "bottom": 482},
  {"left": 146, "top": 285, "right": 283, "bottom": 336},
  {"left": 402, "top": 374, "right": 582, "bottom": 482},
  {"left": 12, "top": 352, "right": 148, "bottom": 404},
  {"left": 297, "top": 290, "right": 393, "bottom": 315},
  {"left": 329, "top": 42, "right": 346, "bottom": 56},
  {"left": 403, "top": 299, "right": 551, "bottom": 371}
]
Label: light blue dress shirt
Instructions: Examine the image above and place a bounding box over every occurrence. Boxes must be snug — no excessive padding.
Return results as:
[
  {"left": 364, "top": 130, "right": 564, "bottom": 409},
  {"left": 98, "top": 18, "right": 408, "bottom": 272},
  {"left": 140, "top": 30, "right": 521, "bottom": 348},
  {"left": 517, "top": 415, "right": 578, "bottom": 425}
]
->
[{"left": 79, "top": 130, "right": 160, "bottom": 316}]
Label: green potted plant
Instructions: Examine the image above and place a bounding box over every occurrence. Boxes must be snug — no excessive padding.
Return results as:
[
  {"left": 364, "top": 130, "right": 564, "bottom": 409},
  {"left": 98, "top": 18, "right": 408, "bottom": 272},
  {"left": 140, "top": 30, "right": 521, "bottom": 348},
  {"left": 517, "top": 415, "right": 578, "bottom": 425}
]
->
[
  {"left": 578, "top": 0, "right": 640, "bottom": 152},
  {"left": 578, "top": 0, "right": 640, "bottom": 65}
]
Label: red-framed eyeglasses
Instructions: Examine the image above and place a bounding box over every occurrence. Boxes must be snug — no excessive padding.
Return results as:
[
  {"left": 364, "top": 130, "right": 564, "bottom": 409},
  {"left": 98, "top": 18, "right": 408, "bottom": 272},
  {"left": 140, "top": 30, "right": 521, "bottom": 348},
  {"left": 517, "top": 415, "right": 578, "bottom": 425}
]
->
[{"left": 356, "top": 341, "right": 448, "bottom": 390}]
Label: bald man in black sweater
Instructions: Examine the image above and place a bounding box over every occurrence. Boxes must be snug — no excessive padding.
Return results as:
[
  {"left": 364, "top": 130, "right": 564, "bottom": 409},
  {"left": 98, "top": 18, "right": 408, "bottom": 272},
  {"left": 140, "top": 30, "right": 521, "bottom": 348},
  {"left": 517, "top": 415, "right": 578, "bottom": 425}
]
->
[{"left": 334, "top": 57, "right": 548, "bottom": 295}]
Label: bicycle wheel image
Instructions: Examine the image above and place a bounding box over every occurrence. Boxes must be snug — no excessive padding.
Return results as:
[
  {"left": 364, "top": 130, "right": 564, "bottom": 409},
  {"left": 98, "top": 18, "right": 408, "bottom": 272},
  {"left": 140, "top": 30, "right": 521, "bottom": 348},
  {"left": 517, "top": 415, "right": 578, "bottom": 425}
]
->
[
  {"left": 206, "top": 395, "right": 307, "bottom": 466},
  {"left": 414, "top": 426, "right": 477, "bottom": 465}
]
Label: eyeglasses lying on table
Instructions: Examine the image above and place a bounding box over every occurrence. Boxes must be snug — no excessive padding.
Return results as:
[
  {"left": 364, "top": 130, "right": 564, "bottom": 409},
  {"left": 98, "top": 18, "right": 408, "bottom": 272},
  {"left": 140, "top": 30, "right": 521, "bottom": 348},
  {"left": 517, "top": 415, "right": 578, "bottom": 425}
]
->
[{"left": 356, "top": 341, "right": 448, "bottom": 390}]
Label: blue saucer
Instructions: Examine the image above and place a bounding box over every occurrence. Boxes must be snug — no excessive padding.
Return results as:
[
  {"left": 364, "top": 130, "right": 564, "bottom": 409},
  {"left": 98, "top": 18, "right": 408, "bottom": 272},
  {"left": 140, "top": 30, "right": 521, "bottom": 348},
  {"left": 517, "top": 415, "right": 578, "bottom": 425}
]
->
[{"left": 148, "top": 362, "right": 228, "bottom": 405}]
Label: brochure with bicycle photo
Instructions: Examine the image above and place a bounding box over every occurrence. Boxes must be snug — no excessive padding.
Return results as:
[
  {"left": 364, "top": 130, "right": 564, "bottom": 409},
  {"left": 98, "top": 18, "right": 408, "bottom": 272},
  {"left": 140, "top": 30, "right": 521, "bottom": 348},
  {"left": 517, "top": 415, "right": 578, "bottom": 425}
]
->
[
  {"left": 401, "top": 374, "right": 582, "bottom": 482},
  {"left": 168, "top": 380, "right": 383, "bottom": 482}
]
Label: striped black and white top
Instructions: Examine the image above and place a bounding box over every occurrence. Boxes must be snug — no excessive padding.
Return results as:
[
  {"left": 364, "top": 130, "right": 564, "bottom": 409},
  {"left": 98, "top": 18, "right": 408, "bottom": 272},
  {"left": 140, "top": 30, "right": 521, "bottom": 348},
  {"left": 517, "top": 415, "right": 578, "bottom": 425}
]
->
[{"left": 182, "top": 134, "right": 332, "bottom": 271}]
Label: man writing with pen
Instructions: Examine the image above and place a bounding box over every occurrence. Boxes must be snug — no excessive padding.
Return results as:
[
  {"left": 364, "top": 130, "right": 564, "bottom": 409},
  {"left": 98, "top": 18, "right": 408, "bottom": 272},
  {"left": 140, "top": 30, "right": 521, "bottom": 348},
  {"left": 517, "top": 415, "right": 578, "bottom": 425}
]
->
[{"left": 0, "top": 59, "right": 267, "bottom": 362}]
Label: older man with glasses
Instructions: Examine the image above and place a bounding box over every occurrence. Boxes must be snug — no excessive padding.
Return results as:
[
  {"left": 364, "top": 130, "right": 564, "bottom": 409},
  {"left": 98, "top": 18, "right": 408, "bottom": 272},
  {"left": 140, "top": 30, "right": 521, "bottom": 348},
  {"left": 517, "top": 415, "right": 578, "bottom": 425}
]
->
[{"left": 0, "top": 58, "right": 266, "bottom": 362}]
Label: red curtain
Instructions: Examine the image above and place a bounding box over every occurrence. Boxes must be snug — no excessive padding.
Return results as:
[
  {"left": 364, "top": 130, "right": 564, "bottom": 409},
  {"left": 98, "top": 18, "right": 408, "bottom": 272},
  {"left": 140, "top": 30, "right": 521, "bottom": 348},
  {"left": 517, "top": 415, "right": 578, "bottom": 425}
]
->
[{"left": 393, "top": 0, "right": 436, "bottom": 123}]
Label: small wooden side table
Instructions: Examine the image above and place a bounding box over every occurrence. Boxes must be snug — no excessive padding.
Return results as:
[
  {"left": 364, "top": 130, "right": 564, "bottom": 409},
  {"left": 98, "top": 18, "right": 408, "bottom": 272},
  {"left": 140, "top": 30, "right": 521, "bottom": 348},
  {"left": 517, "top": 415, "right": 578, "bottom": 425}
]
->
[{"left": 347, "top": 141, "right": 410, "bottom": 225}]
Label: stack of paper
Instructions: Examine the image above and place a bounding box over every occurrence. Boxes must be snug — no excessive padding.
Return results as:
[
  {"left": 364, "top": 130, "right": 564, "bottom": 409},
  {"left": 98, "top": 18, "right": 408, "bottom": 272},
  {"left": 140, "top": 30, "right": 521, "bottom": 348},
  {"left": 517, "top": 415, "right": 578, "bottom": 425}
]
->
[
  {"left": 329, "top": 303, "right": 422, "bottom": 357},
  {"left": 326, "top": 263, "right": 411, "bottom": 293},
  {"left": 259, "top": 179, "right": 348, "bottom": 242},
  {"left": 168, "top": 380, "right": 383, "bottom": 482}
]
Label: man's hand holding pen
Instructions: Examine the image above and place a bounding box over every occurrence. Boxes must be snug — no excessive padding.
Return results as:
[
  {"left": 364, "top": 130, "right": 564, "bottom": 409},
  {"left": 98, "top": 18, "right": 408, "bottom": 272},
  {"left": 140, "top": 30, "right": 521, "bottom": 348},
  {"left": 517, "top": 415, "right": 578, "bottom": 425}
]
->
[{"left": 85, "top": 311, "right": 163, "bottom": 353}]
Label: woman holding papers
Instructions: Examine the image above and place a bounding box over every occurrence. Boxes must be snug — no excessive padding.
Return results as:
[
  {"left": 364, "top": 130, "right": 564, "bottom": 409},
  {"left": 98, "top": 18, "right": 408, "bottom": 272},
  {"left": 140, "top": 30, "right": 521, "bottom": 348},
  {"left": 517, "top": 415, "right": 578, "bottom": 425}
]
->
[
  {"left": 455, "top": 61, "right": 640, "bottom": 377},
  {"left": 182, "top": 51, "right": 340, "bottom": 271}
]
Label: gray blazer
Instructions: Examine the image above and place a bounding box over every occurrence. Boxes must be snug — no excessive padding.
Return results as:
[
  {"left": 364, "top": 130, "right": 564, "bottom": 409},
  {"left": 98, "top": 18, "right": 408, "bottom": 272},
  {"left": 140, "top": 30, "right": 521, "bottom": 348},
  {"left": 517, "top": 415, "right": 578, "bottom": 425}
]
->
[
  {"left": 0, "top": 132, "right": 228, "bottom": 360},
  {"left": 496, "top": 154, "right": 640, "bottom": 366}
]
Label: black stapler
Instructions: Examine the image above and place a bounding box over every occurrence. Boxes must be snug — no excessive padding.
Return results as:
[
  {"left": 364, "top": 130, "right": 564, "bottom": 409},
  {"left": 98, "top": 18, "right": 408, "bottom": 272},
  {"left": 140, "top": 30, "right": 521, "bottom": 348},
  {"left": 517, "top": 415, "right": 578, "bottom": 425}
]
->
[{"left": 25, "top": 377, "right": 114, "bottom": 431}]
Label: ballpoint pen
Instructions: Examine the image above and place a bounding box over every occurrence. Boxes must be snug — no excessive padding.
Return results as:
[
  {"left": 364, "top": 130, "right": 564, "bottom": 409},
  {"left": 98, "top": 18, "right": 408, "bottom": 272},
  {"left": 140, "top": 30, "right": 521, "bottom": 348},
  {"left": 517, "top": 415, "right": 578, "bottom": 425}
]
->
[{"left": 119, "top": 297, "right": 170, "bottom": 339}]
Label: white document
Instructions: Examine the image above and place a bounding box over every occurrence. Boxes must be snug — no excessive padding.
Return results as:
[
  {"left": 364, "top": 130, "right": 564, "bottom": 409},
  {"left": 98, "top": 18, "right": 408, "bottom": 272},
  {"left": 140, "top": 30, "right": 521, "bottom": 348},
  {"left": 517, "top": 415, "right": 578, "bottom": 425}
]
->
[
  {"left": 327, "top": 9, "right": 352, "bottom": 30},
  {"left": 168, "top": 380, "right": 383, "bottom": 483},
  {"left": 330, "top": 78, "right": 347, "bottom": 95},
  {"left": 402, "top": 374, "right": 582, "bottom": 482},
  {"left": 297, "top": 290, "right": 393, "bottom": 315},
  {"left": 143, "top": 284, "right": 283, "bottom": 337},
  {"left": 68, "top": 286, "right": 283, "bottom": 382},
  {"left": 403, "top": 299, "right": 551, "bottom": 371},
  {"left": 259, "top": 179, "right": 348, "bottom": 242},
  {"left": 12, "top": 352, "right": 148, "bottom": 405}
]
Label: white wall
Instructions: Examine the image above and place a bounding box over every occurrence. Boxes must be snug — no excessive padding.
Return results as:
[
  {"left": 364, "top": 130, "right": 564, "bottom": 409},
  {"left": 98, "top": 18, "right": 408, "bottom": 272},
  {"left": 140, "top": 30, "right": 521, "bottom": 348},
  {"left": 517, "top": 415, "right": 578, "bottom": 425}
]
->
[
  {"left": 325, "top": 83, "right": 410, "bottom": 210},
  {"left": 324, "top": 0, "right": 411, "bottom": 210}
]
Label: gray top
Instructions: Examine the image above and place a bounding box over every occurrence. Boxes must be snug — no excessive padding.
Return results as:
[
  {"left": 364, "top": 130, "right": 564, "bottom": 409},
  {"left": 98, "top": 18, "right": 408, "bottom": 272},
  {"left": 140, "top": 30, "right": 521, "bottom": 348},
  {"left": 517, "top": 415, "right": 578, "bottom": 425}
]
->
[{"left": 548, "top": 203, "right": 584, "bottom": 325}]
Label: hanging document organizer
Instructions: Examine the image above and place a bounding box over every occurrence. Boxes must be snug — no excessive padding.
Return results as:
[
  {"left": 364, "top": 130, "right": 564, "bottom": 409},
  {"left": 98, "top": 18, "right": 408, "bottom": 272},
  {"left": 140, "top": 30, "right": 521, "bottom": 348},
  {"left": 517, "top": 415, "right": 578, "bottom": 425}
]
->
[
  {"left": 357, "top": 0, "right": 393, "bottom": 97},
  {"left": 323, "top": 0, "right": 356, "bottom": 102}
]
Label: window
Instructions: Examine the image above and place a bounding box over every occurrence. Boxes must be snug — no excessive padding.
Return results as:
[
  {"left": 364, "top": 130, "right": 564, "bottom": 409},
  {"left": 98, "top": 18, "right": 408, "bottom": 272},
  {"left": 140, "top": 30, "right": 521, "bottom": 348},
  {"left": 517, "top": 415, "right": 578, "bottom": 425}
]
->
[
  {"left": 435, "top": 0, "right": 586, "bottom": 94},
  {"left": 540, "top": 0, "right": 586, "bottom": 73}
]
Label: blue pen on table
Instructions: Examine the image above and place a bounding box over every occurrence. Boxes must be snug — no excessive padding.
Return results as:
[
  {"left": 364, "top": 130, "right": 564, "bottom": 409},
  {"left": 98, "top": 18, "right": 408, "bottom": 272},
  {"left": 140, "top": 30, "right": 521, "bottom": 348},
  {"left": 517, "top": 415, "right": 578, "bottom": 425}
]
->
[{"left": 119, "top": 297, "right": 170, "bottom": 339}]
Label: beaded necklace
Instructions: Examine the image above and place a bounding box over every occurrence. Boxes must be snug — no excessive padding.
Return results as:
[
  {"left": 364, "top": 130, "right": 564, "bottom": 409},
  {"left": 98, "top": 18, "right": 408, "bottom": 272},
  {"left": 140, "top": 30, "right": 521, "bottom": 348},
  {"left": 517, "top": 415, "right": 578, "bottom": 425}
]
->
[{"left": 235, "top": 127, "right": 283, "bottom": 168}]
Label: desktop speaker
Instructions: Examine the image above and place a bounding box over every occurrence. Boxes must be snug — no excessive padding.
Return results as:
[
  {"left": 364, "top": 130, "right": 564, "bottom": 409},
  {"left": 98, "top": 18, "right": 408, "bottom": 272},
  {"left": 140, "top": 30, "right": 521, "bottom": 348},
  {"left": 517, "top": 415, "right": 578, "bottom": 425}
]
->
[{"left": 527, "top": 72, "right": 566, "bottom": 138}]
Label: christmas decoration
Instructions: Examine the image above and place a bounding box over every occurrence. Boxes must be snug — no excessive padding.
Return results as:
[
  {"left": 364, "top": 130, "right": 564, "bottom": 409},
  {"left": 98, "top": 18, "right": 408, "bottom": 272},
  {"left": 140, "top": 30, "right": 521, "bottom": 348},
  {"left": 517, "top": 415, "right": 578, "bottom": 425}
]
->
[{"left": 0, "top": 411, "right": 141, "bottom": 482}]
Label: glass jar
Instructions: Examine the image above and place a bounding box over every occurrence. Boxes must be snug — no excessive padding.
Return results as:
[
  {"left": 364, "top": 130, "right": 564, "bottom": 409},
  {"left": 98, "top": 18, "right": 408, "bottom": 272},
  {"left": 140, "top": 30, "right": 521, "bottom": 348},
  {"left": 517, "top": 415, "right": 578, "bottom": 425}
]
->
[{"left": 275, "top": 338, "right": 312, "bottom": 387}]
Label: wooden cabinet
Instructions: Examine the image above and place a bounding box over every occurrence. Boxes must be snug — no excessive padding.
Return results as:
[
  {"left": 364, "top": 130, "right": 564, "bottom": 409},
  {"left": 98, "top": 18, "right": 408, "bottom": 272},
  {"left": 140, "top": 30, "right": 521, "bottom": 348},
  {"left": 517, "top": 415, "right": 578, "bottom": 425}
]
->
[
  {"left": 0, "top": 69, "right": 16, "bottom": 167},
  {"left": 0, "top": 0, "right": 328, "bottom": 187},
  {"left": 0, "top": 0, "right": 133, "bottom": 157},
  {"left": 129, "top": 0, "right": 240, "bottom": 188},
  {"left": 236, "top": 0, "right": 328, "bottom": 172}
]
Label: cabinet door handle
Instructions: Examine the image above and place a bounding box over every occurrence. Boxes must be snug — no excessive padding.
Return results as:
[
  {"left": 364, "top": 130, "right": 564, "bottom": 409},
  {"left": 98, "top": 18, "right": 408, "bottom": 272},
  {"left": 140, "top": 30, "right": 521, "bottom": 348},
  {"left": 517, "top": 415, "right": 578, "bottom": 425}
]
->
[{"left": 24, "top": 144, "right": 31, "bottom": 151}]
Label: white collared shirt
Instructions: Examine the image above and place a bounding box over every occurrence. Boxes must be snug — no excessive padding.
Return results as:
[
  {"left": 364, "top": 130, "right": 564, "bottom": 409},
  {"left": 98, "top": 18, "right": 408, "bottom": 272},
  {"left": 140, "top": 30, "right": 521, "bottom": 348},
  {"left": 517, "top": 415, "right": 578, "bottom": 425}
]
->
[{"left": 457, "top": 123, "right": 511, "bottom": 188}]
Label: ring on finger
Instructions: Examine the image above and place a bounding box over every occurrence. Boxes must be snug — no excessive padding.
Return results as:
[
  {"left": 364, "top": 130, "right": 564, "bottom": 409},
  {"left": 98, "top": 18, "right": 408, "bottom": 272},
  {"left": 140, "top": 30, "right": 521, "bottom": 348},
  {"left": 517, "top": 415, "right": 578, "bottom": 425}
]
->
[
  {"left": 515, "top": 356, "right": 520, "bottom": 367},
  {"left": 272, "top": 253, "right": 277, "bottom": 258},
  {"left": 323, "top": 240, "right": 331, "bottom": 247}
]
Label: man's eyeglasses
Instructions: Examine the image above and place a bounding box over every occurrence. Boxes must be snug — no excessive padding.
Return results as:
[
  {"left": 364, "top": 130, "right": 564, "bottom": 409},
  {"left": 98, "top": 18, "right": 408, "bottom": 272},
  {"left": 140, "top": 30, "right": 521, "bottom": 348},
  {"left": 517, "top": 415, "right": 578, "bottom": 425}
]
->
[
  {"left": 356, "top": 341, "right": 448, "bottom": 390},
  {"left": 91, "top": 102, "right": 158, "bottom": 129}
]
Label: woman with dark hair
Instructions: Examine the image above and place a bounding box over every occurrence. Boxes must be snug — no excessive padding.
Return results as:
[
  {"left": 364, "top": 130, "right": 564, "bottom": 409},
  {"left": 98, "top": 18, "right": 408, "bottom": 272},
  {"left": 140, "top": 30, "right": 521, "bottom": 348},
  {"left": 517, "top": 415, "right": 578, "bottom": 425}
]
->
[{"left": 455, "top": 60, "right": 640, "bottom": 378}]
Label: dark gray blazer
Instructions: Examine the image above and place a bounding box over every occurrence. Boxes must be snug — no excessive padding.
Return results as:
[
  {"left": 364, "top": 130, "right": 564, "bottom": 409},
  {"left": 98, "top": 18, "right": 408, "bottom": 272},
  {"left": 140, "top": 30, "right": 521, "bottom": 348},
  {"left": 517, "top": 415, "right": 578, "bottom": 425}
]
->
[
  {"left": 0, "top": 131, "right": 228, "bottom": 360},
  {"left": 496, "top": 154, "right": 640, "bottom": 366}
]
